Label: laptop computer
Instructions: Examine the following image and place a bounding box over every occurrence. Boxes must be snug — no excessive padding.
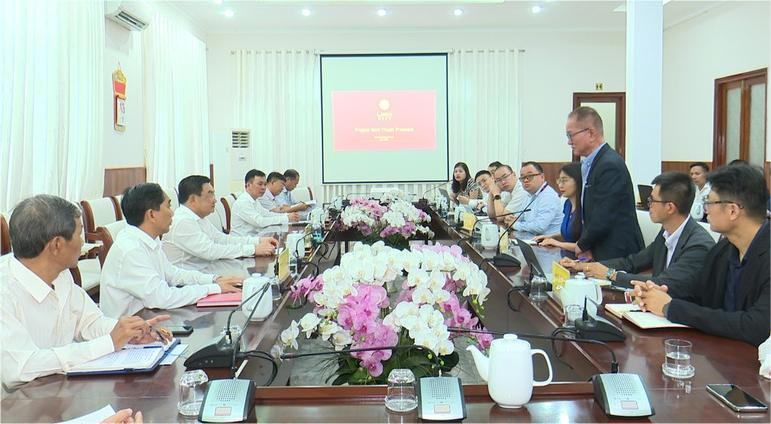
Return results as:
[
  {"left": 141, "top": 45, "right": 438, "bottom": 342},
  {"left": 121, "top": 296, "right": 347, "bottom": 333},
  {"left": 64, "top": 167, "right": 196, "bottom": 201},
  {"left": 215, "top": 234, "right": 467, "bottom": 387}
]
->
[
  {"left": 637, "top": 184, "right": 653, "bottom": 210},
  {"left": 515, "top": 238, "right": 546, "bottom": 278}
]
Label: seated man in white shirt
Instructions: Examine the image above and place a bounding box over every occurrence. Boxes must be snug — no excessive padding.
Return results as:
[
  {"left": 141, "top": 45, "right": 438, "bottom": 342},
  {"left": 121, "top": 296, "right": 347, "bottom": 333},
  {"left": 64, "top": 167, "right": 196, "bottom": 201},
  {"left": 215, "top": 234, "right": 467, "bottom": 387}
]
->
[
  {"left": 260, "top": 172, "right": 306, "bottom": 213},
  {"left": 464, "top": 170, "right": 493, "bottom": 214},
  {"left": 275, "top": 169, "right": 310, "bottom": 212},
  {"left": 101, "top": 183, "right": 243, "bottom": 318},
  {"left": 163, "top": 175, "right": 278, "bottom": 270},
  {"left": 486, "top": 164, "right": 529, "bottom": 223},
  {"left": 1, "top": 195, "right": 169, "bottom": 389},
  {"left": 231, "top": 169, "right": 300, "bottom": 237}
]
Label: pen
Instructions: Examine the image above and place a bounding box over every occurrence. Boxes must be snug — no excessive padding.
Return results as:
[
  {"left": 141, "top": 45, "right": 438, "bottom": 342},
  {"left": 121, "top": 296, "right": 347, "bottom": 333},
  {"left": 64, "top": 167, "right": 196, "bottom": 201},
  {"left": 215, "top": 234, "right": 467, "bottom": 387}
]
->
[
  {"left": 576, "top": 257, "right": 591, "bottom": 262},
  {"left": 153, "top": 327, "right": 170, "bottom": 344}
]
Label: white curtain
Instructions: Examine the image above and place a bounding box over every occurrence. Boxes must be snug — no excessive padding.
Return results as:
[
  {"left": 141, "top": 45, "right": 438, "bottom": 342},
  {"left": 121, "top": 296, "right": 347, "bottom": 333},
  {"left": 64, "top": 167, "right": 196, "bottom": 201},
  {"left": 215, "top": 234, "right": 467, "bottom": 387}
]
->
[
  {"left": 143, "top": 13, "right": 210, "bottom": 194},
  {"left": 0, "top": 0, "right": 104, "bottom": 212},
  {"left": 233, "top": 49, "right": 519, "bottom": 204}
]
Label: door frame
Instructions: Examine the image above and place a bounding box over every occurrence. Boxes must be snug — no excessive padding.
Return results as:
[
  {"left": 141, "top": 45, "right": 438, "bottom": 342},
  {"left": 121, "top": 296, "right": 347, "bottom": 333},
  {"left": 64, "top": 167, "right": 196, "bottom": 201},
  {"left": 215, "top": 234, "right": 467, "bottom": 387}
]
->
[{"left": 572, "top": 92, "right": 626, "bottom": 161}]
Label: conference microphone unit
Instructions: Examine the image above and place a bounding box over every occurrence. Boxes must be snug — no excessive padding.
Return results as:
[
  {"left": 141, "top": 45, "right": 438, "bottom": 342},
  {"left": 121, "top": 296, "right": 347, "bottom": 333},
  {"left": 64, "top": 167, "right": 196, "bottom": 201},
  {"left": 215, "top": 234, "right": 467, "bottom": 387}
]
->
[
  {"left": 574, "top": 296, "right": 626, "bottom": 342},
  {"left": 281, "top": 345, "right": 466, "bottom": 421},
  {"left": 455, "top": 209, "right": 531, "bottom": 246},
  {"left": 184, "top": 283, "right": 271, "bottom": 370},
  {"left": 491, "top": 184, "right": 549, "bottom": 268},
  {"left": 448, "top": 327, "right": 620, "bottom": 374}
]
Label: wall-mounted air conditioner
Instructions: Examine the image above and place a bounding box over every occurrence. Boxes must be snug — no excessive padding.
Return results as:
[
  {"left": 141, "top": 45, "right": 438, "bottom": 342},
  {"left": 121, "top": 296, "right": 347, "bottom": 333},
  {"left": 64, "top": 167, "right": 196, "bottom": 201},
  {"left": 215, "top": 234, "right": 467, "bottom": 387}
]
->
[{"left": 105, "top": 1, "right": 151, "bottom": 31}]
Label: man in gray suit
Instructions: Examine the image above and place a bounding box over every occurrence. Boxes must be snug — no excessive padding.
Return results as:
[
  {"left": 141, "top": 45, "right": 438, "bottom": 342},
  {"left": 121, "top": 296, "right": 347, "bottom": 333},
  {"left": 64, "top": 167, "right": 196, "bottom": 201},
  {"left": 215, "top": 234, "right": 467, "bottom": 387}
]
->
[{"left": 561, "top": 172, "right": 715, "bottom": 295}]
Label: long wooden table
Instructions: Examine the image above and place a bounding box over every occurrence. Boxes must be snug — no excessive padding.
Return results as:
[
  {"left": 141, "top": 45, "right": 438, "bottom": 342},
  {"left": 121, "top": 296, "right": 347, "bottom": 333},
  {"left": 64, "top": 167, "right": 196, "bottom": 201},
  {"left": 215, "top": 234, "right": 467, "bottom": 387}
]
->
[{"left": 2, "top": 212, "right": 769, "bottom": 422}]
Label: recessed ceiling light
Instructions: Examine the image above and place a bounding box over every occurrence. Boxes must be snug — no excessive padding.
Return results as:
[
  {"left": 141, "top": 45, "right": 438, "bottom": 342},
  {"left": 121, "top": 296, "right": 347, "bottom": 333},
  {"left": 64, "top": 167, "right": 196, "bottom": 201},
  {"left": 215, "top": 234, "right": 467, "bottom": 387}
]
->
[
  {"left": 213, "top": 0, "right": 223, "bottom": 5},
  {"left": 377, "top": 8, "right": 388, "bottom": 17},
  {"left": 453, "top": 8, "right": 463, "bottom": 16},
  {"left": 223, "top": 9, "right": 234, "bottom": 18},
  {"left": 301, "top": 8, "right": 311, "bottom": 17},
  {"left": 531, "top": 5, "right": 543, "bottom": 14}
]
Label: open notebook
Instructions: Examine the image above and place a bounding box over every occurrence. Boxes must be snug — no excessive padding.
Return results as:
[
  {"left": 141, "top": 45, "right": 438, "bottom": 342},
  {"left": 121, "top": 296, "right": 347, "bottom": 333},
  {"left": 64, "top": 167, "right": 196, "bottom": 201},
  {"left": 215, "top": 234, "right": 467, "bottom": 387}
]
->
[
  {"left": 605, "top": 303, "right": 690, "bottom": 330},
  {"left": 66, "top": 338, "right": 179, "bottom": 375}
]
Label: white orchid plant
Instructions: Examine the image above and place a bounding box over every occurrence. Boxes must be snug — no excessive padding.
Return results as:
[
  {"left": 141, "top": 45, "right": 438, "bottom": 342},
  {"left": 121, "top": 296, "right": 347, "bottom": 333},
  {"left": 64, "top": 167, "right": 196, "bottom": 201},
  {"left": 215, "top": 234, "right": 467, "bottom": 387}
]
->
[{"left": 279, "top": 241, "right": 493, "bottom": 384}]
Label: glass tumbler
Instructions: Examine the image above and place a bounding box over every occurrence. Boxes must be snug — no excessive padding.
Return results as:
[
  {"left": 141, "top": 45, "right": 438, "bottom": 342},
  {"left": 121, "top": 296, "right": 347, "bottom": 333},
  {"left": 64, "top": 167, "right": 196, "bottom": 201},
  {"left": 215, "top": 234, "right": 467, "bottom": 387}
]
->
[
  {"left": 384, "top": 368, "right": 418, "bottom": 412},
  {"left": 178, "top": 369, "right": 209, "bottom": 416}
]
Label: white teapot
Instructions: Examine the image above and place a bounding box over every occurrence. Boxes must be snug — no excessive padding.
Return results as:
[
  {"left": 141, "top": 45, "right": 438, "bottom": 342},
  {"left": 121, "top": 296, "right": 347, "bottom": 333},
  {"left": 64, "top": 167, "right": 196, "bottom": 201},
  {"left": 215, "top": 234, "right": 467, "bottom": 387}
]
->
[
  {"left": 242, "top": 274, "right": 273, "bottom": 321},
  {"left": 467, "top": 334, "right": 553, "bottom": 408},
  {"left": 480, "top": 223, "right": 499, "bottom": 250},
  {"left": 560, "top": 273, "right": 602, "bottom": 318}
]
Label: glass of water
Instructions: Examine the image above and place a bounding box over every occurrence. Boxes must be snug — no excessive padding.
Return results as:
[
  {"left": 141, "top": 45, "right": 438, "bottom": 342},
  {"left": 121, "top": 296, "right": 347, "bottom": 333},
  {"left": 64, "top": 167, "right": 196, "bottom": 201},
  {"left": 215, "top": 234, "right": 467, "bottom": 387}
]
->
[
  {"left": 529, "top": 275, "right": 548, "bottom": 302},
  {"left": 563, "top": 304, "right": 583, "bottom": 328},
  {"left": 178, "top": 369, "right": 209, "bottom": 416},
  {"left": 384, "top": 368, "right": 418, "bottom": 412},
  {"left": 662, "top": 339, "right": 694, "bottom": 379}
]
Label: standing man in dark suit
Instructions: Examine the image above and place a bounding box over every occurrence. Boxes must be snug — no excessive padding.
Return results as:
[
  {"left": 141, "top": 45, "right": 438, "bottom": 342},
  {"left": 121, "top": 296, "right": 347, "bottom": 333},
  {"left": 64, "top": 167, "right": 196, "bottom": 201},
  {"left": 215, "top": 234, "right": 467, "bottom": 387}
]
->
[
  {"left": 635, "top": 165, "right": 769, "bottom": 346},
  {"left": 561, "top": 172, "right": 714, "bottom": 295},
  {"left": 566, "top": 106, "right": 644, "bottom": 260}
]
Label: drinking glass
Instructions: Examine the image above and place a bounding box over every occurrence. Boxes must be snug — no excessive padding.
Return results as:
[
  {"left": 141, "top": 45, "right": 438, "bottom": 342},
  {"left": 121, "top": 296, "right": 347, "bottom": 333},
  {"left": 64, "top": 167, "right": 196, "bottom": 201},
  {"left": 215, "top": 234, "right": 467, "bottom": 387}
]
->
[
  {"left": 662, "top": 339, "right": 694, "bottom": 379},
  {"left": 384, "top": 369, "right": 418, "bottom": 412},
  {"left": 529, "top": 275, "right": 548, "bottom": 302},
  {"left": 563, "top": 304, "right": 583, "bottom": 328},
  {"left": 178, "top": 370, "right": 208, "bottom": 416}
]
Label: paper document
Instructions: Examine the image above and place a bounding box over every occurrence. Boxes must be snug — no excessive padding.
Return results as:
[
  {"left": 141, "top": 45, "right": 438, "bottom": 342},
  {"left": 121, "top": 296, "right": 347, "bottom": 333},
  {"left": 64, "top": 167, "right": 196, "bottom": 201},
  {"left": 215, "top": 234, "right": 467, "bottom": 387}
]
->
[
  {"left": 60, "top": 405, "right": 116, "bottom": 424},
  {"left": 605, "top": 303, "right": 690, "bottom": 329},
  {"left": 160, "top": 344, "right": 189, "bottom": 366},
  {"left": 68, "top": 348, "right": 163, "bottom": 373},
  {"left": 123, "top": 337, "right": 177, "bottom": 351}
]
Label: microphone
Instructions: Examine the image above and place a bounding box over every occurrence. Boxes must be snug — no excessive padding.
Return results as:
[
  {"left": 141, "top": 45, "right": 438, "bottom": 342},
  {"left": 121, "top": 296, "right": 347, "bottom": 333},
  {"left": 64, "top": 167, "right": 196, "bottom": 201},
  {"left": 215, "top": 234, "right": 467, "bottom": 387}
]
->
[
  {"left": 455, "top": 209, "right": 532, "bottom": 246},
  {"left": 573, "top": 296, "right": 626, "bottom": 342},
  {"left": 292, "top": 234, "right": 319, "bottom": 277},
  {"left": 491, "top": 184, "right": 549, "bottom": 268},
  {"left": 184, "top": 283, "right": 271, "bottom": 370},
  {"left": 448, "top": 327, "right": 619, "bottom": 374},
  {"left": 419, "top": 182, "right": 448, "bottom": 200}
]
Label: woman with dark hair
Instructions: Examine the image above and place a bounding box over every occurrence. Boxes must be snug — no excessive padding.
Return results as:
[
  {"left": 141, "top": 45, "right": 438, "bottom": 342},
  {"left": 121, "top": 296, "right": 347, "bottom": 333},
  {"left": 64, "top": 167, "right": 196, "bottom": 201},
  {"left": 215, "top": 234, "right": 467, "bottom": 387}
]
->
[
  {"left": 534, "top": 162, "right": 584, "bottom": 252},
  {"left": 449, "top": 162, "right": 475, "bottom": 204}
]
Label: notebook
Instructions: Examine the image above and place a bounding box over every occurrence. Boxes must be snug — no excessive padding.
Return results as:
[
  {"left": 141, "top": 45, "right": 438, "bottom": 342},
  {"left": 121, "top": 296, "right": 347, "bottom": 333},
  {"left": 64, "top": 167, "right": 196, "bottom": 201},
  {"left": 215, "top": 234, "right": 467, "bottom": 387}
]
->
[
  {"left": 196, "top": 292, "right": 242, "bottom": 307},
  {"left": 66, "top": 347, "right": 165, "bottom": 375},
  {"left": 605, "top": 303, "right": 690, "bottom": 329}
]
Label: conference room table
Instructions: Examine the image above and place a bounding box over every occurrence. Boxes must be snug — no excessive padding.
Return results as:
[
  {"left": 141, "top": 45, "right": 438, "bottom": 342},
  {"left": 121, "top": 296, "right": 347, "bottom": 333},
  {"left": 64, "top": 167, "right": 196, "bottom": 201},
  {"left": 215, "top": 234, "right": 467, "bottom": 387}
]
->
[{"left": 2, "top": 211, "right": 769, "bottom": 422}]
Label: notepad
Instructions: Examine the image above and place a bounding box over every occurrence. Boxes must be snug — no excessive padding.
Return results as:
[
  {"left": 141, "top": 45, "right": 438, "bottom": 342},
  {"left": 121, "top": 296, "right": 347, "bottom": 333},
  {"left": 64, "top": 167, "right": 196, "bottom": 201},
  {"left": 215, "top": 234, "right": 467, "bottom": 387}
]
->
[
  {"left": 197, "top": 292, "right": 242, "bottom": 307},
  {"left": 67, "top": 348, "right": 164, "bottom": 374},
  {"left": 605, "top": 303, "right": 690, "bottom": 329}
]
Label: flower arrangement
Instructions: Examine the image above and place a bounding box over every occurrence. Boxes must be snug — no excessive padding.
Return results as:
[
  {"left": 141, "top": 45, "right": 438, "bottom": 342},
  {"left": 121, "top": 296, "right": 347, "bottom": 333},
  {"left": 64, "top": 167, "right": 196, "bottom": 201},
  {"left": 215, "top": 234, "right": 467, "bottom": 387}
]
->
[
  {"left": 340, "top": 198, "right": 433, "bottom": 249},
  {"left": 280, "top": 242, "right": 493, "bottom": 384}
]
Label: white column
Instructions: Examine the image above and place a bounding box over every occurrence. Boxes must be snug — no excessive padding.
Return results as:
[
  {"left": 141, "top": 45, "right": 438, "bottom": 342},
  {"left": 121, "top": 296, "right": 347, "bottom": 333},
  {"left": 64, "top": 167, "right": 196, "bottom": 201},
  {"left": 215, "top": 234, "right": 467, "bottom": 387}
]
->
[{"left": 626, "top": 0, "right": 663, "bottom": 185}]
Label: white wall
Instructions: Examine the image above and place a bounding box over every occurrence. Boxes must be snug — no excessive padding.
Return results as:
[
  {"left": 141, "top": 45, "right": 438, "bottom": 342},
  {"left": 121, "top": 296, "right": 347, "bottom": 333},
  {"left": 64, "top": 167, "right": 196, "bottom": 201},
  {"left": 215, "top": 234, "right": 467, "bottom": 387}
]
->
[
  {"left": 103, "top": 19, "right": 145, "bottom": 168},
  {"left": 662, "top": 2, "right": 769, "bottom": 162},
  {"left": 206, "top": 30, "right": 626, "bottom": 189}
]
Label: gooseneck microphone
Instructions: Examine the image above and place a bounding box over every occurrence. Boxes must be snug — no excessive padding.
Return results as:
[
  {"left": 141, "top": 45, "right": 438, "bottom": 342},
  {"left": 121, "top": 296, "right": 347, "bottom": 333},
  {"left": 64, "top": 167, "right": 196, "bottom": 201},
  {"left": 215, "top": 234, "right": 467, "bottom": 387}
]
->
[
  {"left": 448, "top": 327, "right": 619, "bottom": 374},
  {"left": 491, "top": 183, "right": 549, "bottom": 267}
]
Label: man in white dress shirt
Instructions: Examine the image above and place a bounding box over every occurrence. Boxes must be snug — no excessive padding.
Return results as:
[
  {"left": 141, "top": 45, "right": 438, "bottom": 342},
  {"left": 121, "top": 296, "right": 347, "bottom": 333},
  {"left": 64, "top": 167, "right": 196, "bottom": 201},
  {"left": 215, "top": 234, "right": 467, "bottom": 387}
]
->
[
  {"left": 163, "top": 175, "right": 278, "bottom": 270},
  {"left": 486, "top": 164, "right": 529, "bottom": 223},
  {"left": 231, "top": 169, "right": 300, "bottom": 237},
  {"left": 507, "top": 161, "right": 563, "bottom": 235},
  {"left": 100, "top": 183, "right": 243, "bottom": 318},
  {"left": 276, "top": 169, "right": 310, "bottom": 212},
  {"left": 1, "top": 195, "right": 169, "bottom": 388}
]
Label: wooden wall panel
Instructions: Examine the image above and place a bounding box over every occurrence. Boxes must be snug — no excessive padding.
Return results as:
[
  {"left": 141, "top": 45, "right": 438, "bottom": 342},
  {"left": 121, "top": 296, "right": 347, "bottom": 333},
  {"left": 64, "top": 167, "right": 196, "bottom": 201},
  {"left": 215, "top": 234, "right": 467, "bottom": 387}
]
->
[
  {"left": 539, "top": 161, "right": 571, "bottom": 191},
  {"left": 103, "top": 167, "right": 146, "bottom": 197}
]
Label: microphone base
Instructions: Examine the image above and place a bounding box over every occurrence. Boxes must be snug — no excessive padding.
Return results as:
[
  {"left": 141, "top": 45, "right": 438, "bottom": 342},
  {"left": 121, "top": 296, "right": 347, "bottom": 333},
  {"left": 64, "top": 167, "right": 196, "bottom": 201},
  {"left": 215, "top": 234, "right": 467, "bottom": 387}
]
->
[
  {"left": 184, "top": 335, "right": 237, "bottom": 369},
  {"left": 491, "top": 253, "right": 521, "bottom": 269},
  {"left": 574, "top": 316, "right": 626, "bottom": 342}
]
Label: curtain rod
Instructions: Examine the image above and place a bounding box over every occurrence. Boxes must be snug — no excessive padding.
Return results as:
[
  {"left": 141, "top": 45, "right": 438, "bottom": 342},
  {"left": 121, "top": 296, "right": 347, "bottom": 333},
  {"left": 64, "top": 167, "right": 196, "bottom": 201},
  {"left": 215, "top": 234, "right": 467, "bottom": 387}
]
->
[{"left": 229, "top": 48, "right": 525, "bottom": 55}]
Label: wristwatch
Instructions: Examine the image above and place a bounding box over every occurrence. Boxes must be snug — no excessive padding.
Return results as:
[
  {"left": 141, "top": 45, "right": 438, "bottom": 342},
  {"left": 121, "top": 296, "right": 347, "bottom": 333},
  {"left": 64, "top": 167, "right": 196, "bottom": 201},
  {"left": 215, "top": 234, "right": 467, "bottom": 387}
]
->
[{"left": 605, "top": 268, "right": 616, "bottom": 281}]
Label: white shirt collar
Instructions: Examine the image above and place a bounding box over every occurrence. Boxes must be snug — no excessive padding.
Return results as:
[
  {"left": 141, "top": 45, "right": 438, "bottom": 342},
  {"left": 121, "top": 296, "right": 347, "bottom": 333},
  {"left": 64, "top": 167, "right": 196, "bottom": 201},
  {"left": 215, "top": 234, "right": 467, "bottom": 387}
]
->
[
  {"left": 177, "top": 204, "right": 204, "bottom": 222},
  {"left": 663, "top": 217, "right": 689, "bottom": 248},
  {"left": 263, "top": 190, "right": 276, "bottom": 201},
  {"left": 9, "top": 256, "right": 56, "bottom": 303},
  {"left": 125, "top": 224, "right": 162, "bottom": 250}
]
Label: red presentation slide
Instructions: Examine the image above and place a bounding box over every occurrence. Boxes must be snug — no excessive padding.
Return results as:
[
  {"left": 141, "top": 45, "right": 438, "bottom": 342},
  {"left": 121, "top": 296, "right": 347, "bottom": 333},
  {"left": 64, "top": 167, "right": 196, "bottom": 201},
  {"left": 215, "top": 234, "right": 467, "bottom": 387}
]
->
[{"left": 332, "top": 90, "right": 436, "bottom": 152}]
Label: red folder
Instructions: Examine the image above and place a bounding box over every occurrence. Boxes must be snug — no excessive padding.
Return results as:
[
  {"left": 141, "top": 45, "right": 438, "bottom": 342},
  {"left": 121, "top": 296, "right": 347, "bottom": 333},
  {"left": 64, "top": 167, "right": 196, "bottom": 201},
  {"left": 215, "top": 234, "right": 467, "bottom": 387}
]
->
[{"left": 196, "top": 292, "right": 242, "bottom": 307}]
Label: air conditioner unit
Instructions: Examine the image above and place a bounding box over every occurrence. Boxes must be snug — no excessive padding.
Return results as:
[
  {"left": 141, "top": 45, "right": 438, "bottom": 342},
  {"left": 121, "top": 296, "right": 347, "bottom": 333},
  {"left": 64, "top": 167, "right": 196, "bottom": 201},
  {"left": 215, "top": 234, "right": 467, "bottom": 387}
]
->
[
  {"left": 230, "top": 129, "right": 252, "bottom": 192},
  {"left": 105, "top": 1, "right": 151, "bottom": 31}
]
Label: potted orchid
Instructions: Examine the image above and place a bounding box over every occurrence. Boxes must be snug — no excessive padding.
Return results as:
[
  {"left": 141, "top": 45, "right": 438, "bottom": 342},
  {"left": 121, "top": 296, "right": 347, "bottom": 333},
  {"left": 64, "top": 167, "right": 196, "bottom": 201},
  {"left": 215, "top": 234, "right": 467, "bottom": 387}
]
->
[
  {"left": 280, "top": 242, "right": 493, "bottom": 385},
  {"left": 340, "top": 198, "right": 433, "bottom": 249}
]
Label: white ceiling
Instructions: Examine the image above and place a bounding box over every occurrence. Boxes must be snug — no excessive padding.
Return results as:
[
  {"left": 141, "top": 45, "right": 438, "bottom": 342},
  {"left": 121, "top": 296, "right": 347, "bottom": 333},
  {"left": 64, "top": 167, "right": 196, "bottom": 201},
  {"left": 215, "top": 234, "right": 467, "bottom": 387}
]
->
[{"left": 162, "top": 0, "right": 727, "bottom": 34}]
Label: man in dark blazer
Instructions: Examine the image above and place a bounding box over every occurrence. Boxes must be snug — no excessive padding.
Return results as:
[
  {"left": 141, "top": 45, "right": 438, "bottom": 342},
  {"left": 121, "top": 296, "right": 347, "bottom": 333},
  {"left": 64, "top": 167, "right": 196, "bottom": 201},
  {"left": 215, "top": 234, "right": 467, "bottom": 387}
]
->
[
  {"left": 635, "top": 165, "right": 770, "bottom": 346},
  {"left": 566, "top": 107, "right": 644, "bottom": 261},
  {"left": 562, "top": 172, "right": 715, "bottom": 295}
]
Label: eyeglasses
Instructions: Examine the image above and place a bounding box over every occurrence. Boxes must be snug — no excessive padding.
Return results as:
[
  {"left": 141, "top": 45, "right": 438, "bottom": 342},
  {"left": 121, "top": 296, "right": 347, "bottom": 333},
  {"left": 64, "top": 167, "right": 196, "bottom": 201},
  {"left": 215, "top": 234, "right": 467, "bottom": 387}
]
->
[
  {"left": 702, "top": 200, "right": 743, "bottom": 213},
  {"left": 519, "top": 173, "right": 543, "bottom": 182},
  {"left": 647, "top": 196, "right": 671, "bottom": 206},
  {"left": 566, "top": 128, "right": 590, "bottom": 141},
  {"left": 494, "top": 172, "right": 513, "bottom": 184},
  {"left": 556, "top": 177, "right": 572, "bottom": 185}
]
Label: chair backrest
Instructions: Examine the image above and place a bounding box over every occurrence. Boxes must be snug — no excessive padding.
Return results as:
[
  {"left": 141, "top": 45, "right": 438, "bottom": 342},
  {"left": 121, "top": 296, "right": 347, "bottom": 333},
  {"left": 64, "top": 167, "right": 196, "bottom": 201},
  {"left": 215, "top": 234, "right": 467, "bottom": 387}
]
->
[
  {"left": 207, "top": 200, "right": 228, "bottom": 234},
  {"left": 292, "top": 186, "right": 313, "bottom": 203},
  {"left": 220, "top": 196, "right": 234, "bottom": 234},
  {"left": 636, "top": 210, "right": 660, "bottom": 247},
  {"left": 80, "top": 198, "right": 120, "bottom": 242},
  {"left": 1, "top": 213, "right": 10, "bottom": 255},
  {"left": 698, "top": 221, "right": 721, "bottom": 243},
  {"left": 111, "top": 195, "right": 124, "bottom": 220},
  {"left": 95, "top": 220, "right": 128, "bottom": 267}
]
